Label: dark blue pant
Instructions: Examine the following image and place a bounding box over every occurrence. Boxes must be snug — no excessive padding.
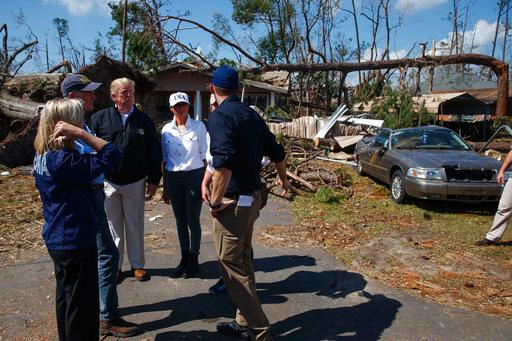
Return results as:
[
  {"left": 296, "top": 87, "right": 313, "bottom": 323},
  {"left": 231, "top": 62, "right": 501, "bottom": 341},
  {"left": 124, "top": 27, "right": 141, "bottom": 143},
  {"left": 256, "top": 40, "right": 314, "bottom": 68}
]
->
[
  {"left": 49, "top": 247, "right": 99, "bottom": 341},
  {"left": 93, "top": 188, "right": 119, "bottom": 321},
  {"left": 166, "top": 168, "right": 204, "bottom": 254}
]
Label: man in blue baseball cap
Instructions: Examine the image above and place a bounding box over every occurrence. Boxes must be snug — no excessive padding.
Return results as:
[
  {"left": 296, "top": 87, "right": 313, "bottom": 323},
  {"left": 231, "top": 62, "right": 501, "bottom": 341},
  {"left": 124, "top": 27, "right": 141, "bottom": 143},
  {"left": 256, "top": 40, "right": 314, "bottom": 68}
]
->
[
  {"left": 61, "top": 74, "right": 140, "bottom": 338},
  {"left": 61, "top": 74, "right": 101, "bottom": 113},
  {"left": 206, "top": 65, "right": 290, "bottom": 340}
]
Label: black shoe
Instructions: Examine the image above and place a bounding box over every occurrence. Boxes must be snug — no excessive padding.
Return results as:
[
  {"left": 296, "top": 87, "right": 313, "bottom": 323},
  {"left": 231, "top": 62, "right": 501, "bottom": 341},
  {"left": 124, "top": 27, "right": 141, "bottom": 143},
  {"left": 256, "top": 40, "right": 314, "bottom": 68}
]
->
[
  {"left": 183, "top": 252, "right": 199, "bottom": 278},
  {"left": 208, "top": 278, "right": 227, "bottom": 294},
  {"left": 216, "top": 321, "right": 248, "bottom": 336},
  {"left": 172, "top": 251, "right": 189, "bottom": 277},
  {"left": 475, "top": 238, "right": 497, "bottom": 246},
  {"left": 239, "top": 331, "right": 251, "bottom": 340}
]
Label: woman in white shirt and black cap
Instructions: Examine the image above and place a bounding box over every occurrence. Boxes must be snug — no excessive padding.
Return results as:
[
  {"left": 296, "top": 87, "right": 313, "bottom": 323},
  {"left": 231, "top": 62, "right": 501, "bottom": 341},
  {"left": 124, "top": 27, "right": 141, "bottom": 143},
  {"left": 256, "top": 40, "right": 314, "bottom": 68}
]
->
[{"left": 161, "top": 92, "right": 207, "bottom": 278}]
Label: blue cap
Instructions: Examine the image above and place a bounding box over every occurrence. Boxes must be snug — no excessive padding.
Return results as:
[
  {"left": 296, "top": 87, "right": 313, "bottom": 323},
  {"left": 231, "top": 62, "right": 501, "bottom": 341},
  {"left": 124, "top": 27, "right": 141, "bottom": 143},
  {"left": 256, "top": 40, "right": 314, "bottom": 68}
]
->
[
  {"left": 61, "top": 74, "right": 101, "bottom": 97},
  {"left": 212, "top": 66, "right": 239, "bottom": 90}
]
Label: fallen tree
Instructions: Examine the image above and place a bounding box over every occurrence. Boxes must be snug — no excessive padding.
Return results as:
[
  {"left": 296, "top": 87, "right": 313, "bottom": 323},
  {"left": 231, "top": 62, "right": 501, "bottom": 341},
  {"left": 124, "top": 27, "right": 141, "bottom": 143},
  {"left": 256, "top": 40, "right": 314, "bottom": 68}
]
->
[
  {"left": 165, "top": 16, "right": 509, "bottom": 117},
  {"left": 0, "top": 55, "right": 155, "bottom": 167}
]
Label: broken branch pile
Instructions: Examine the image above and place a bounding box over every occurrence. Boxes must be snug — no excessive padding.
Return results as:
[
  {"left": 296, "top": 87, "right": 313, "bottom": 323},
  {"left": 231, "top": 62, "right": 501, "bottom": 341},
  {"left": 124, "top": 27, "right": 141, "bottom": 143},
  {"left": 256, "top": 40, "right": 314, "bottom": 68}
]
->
[{"left": 262, "top": 142, "right": 353, "bottom": 198}]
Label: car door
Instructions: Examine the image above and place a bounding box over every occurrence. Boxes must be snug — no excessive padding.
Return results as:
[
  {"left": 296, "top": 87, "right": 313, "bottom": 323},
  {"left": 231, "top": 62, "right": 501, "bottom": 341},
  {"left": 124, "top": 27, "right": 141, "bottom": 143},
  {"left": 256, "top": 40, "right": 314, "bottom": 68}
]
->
[{"left": 366, "top": 129, "right": 391, "bottom": 179}]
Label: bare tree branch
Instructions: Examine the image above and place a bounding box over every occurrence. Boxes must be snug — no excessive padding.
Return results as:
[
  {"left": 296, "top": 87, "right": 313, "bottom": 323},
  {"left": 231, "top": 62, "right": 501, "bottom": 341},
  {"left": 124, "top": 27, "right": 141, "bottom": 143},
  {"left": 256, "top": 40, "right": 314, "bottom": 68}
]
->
[
  {"left": 161, "top": 31, "right": 213, "bottom": 68},
  {"left": 6, "top": 40, "right": 38, "bottom": 70},
  {"left": 162, "top": 15, "right": 264, "bottom": 66},
  {"left": 47, "top": 59, "right": 72, "bottom": 73}
]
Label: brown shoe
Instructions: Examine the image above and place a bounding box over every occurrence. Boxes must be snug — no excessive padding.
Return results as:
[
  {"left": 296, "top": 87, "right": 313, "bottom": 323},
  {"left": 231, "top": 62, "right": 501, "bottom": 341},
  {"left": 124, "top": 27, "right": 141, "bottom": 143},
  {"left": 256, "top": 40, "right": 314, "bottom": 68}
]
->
[
  {"left": 474, "top": 238, "right": 497, "bottom": 246},
  {"left": 100, "top": 317, "right": 140, "bottom": 337},
  {"left": 132, "top": 268, "right": 150, "bottom": 282}
]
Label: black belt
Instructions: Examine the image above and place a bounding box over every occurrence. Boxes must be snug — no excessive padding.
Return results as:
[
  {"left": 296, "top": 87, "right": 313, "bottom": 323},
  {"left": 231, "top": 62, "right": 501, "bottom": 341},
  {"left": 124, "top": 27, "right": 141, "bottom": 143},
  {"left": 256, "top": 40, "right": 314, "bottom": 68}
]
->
[{"left": 92, "top": 183, "right": 104, "bottom": 190}]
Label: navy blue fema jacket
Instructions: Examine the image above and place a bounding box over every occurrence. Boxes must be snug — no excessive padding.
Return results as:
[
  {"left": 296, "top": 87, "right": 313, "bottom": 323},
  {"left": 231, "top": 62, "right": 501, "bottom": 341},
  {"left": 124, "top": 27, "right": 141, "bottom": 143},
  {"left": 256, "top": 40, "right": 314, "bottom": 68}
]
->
[
  {"left": 33, "top": 143, "right": 122, "bottom": 250},
  {"left": 208, "top": 96, "right": 285, "bottom": 195}
]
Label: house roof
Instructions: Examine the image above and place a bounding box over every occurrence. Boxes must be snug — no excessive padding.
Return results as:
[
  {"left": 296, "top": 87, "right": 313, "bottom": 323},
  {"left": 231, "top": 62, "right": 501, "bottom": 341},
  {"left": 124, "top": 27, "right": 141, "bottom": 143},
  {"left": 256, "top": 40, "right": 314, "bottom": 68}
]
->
[
  {"left": 260, "top": 71, "right": 289, "bottom": 87},
  {"left": 158, "top": 62, "right": 199, "bottom": 72},
  {"left": 154, "top": 62, "right": 289, "bottom": 94},
  {"left": 432, "top": 88, "right": 512, "bottom": 103},
  {"left": 242, "top": 79, "right": 288, "bottom": 94},
  {"left": 352, "top": 92, "right": 487, "bottom": 114}
]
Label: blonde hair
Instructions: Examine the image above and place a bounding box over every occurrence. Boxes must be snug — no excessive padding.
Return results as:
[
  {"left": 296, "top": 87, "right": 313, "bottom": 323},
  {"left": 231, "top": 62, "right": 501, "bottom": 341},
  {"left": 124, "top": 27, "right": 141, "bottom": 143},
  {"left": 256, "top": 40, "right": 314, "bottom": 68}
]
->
[
  {"left": 110, "top": 77, "right": 135, "bottom": 95},
  {"left": 34, "top": 98, "right": 84, "bottom": 154}
]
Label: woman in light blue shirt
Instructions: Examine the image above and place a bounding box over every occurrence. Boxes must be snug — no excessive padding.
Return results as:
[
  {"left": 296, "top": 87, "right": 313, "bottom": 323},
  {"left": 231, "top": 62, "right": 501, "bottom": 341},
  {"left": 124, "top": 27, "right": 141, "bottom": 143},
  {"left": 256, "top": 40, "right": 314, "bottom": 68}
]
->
[{"left": 161, "top": 92, "right": 207, "bottom": 278}]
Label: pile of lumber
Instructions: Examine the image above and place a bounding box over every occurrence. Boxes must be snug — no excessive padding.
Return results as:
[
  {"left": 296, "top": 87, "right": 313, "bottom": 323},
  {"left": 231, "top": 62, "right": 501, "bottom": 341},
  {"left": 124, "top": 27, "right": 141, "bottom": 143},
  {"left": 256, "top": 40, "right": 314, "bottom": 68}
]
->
[{"left": 267, "top": 115, "right": 363, "bottom": 139}]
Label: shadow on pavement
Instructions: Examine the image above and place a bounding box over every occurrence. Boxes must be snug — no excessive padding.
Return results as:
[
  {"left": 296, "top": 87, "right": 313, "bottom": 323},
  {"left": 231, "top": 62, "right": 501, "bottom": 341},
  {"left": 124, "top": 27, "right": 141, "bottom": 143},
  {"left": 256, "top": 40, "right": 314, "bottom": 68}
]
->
[
  {"left": 271, "top": 291, "right": 402, "bottom": 340},
  {"left": 120, "top": 255, "right": 401, "bottom": 339},
  {"left": 146, "top": 254, "right": 317, "bottom": 280}
]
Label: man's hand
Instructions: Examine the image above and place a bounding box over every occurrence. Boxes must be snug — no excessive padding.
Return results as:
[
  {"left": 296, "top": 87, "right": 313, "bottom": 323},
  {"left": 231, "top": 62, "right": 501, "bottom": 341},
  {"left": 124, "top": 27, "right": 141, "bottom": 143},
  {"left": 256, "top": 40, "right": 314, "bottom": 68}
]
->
[
  {"left": 498, "top": 171, "right": 506, "bottom": 185},
  {"left": 201, "top": 183, "right": 211, "bottom": 203},
  {"left": 276, "top": 177, "right": 291, "bottom": 196},
  {"left": 210, "top": 199, "right": 236, "bottom": 217},
  {"left": 161, "top": 189, "right": 170, "bottom": 204},
  {"left": 146, "top": 183, "right": 157, "bottom": 200}
]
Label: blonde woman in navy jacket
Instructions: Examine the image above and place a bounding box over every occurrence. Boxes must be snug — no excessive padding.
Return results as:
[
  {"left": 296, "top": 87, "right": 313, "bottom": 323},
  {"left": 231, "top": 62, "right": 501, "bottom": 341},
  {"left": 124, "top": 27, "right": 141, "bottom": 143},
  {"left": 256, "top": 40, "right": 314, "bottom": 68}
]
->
[{"left": 33, "top": 98, "right": 122, "bottom": 341}]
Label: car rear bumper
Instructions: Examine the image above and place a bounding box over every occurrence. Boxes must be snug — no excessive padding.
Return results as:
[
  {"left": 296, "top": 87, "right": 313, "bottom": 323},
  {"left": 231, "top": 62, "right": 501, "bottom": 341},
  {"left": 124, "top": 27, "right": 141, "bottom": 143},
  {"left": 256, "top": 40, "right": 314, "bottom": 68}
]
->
[{"left": 405, "top": 176, "right": 503, "bottom": 201}]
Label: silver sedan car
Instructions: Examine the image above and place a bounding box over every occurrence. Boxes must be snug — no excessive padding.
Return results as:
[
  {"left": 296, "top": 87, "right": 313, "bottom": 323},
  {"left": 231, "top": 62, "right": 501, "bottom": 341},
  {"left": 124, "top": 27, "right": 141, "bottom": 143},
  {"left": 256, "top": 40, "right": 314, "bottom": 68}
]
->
[{"left": 355, "top": 126, "right": 504, "bottom": 203}]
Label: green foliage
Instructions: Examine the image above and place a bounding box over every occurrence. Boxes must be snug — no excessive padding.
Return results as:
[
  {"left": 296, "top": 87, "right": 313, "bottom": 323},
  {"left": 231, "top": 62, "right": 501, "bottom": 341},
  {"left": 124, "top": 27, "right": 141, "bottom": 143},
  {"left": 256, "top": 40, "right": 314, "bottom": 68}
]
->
[
  {"left": 492, "top": 116, "right": 512, "bottom": 130},
  {"left": 275, "top": 131, "right": 285, "bottom": 143},
  {"left": 52, "top": 18, "right": 69, "bottom": 37},
  {"left": 91, "top": 31, "right": 117, "bottom": 62},
  {"left": 334, "top": 167, "right": 353, "bottom": 187},
  {"left": 368, "top": 86, "right": 433, "bottom": 129},
  {"left": 231, "top": 0, "right": 274, "bottom": 27},
  {"left": 265, "top": 106, "right": 290, "bottom": 118},
  {"left": 108, "top": 1, "right": 166, "bottom": 72},
  {"left": 314, "top": 187, "right": 346, "bottom": 204},
  {"left": 349, "top": 77, "right": 386, "bottom": 105},
  {"left": 230, "top": 0, "right": 294, "bottom": 63},
  {"left": 218, "top": 58, "right": 237, "bottom": 67}
]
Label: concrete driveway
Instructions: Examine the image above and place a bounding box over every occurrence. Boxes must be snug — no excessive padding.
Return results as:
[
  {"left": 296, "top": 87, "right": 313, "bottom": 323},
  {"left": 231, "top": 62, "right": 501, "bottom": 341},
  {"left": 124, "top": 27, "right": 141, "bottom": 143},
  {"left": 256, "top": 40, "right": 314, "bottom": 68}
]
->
[{"left": 1, "top": 196, "right": 511, "bottom": 340}]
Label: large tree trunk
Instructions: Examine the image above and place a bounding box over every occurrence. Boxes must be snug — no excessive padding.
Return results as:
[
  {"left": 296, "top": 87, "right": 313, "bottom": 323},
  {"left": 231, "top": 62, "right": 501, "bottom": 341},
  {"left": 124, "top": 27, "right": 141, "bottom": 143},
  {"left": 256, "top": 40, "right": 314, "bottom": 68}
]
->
[
  {"left": 0, "top": 116, "right": 39, "bottom": 167},
  {"left": 249, "top": 53, "right": 509, "bottom": 117},
  {"left": 0, "top": 91, "right": 44, "bottom": 120}
]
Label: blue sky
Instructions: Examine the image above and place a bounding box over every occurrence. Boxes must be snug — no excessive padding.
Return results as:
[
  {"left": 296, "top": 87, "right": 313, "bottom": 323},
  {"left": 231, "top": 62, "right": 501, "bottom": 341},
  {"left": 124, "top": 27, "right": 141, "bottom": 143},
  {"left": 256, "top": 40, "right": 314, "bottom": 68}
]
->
[{"left": 0, "top": 0, "right": 502, "bottom": 73}]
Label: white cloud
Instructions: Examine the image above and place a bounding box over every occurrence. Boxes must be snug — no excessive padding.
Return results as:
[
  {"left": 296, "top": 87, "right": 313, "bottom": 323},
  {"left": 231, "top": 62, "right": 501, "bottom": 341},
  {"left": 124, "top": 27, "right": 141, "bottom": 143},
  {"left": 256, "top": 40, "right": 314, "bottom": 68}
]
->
[
  {"left": 46, "top": 0, "right": 111, "bottom": 16},
  {"left": 396, "top": 0, "right": 449, "bottom": 12},
  {"left": 391, "top": 49, "right": 410, "bottom": 59},
  {"left": 362, "top": 47, "right": 411, "bottom": 61},
  {"left": 430, "top": 19, "right": 500, "bottom": 55},
  {"left": 195, "top": 45, "right": 203, "bottom": 56}
]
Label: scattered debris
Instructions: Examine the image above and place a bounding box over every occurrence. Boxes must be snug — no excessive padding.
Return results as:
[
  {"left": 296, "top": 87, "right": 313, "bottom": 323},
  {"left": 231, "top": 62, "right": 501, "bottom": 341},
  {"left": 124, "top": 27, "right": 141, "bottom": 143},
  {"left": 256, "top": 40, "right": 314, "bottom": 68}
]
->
[
  {"left": 148, "top": 215, "right": 163, "bottom": 222},
  {"left": 1, "top": 171, "right": 9, "bottom": 176}
]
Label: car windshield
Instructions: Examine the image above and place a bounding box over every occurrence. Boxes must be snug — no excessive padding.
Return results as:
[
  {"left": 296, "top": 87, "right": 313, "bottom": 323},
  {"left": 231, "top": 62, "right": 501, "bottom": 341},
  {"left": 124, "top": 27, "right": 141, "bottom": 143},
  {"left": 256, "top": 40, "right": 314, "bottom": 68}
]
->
[{"left": 391, "top": 129, "right": 470, "bottom": 150}]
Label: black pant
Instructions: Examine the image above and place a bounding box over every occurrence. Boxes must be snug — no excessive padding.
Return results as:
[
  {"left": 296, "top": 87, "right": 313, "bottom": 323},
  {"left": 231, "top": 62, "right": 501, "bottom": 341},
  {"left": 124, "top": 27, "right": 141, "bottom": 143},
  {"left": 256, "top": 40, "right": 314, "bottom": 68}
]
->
[{"left": 48, "top": 247, "right": 99, "bottom": 341}]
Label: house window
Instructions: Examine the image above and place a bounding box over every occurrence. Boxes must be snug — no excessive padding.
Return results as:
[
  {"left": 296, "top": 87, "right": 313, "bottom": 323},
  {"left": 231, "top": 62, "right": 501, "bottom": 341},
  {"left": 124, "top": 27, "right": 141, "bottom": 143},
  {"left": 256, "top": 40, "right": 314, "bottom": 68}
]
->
[{"left": 244, "top": 94, "right": 269, "bottom": 109}]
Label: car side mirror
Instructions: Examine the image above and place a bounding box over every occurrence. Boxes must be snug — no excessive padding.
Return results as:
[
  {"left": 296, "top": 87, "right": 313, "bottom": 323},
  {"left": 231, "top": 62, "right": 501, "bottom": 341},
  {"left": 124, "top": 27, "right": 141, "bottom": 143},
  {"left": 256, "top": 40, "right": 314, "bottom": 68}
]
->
[{"left": 378, "top": 146, "right": 387, "bottom": 156}]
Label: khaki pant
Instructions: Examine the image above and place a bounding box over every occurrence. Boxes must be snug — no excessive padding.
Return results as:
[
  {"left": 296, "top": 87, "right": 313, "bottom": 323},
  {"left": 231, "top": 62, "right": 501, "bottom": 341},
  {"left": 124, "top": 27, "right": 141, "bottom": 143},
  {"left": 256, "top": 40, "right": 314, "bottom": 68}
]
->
[
  {"left": 104, "top": 179, "right": 146, "bottom": 270},
  {"left": 487, "top": 179, "right": 512, "bottom": 241},
  {"left": 213, "top": 192, "right": 270, "bottom": 341}
]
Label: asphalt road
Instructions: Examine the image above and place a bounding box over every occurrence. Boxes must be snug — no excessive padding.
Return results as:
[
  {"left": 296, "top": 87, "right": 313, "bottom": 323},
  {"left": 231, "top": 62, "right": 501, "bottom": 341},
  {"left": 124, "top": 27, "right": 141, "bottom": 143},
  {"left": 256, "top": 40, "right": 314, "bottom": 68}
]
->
[{"left": 1, "top": 196, "right": 512, "bottom": 340}]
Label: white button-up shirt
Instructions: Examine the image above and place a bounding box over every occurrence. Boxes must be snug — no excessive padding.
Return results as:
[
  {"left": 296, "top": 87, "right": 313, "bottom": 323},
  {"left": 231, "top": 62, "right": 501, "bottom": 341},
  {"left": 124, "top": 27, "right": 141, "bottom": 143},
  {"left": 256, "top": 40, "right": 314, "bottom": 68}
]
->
[{"left": 162, "top": 117, "right": 207, "bottom": 172}]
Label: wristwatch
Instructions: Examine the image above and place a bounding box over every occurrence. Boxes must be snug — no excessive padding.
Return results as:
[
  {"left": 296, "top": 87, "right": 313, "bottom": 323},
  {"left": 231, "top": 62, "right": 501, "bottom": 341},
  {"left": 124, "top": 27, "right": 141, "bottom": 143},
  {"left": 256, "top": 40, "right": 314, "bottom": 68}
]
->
[{"left": 209, "top": 202, "right": 222, "bottom": 210}]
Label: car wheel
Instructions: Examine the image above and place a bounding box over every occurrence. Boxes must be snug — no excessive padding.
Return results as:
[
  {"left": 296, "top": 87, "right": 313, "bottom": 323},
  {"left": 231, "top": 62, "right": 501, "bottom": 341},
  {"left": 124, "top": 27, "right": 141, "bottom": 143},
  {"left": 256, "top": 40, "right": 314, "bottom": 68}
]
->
[
  {"left": 390, "top": 170, "right": 408, "bottom": 204},
  {"left": 356, "top": 157, "right": 365, "bottom": 175}
]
